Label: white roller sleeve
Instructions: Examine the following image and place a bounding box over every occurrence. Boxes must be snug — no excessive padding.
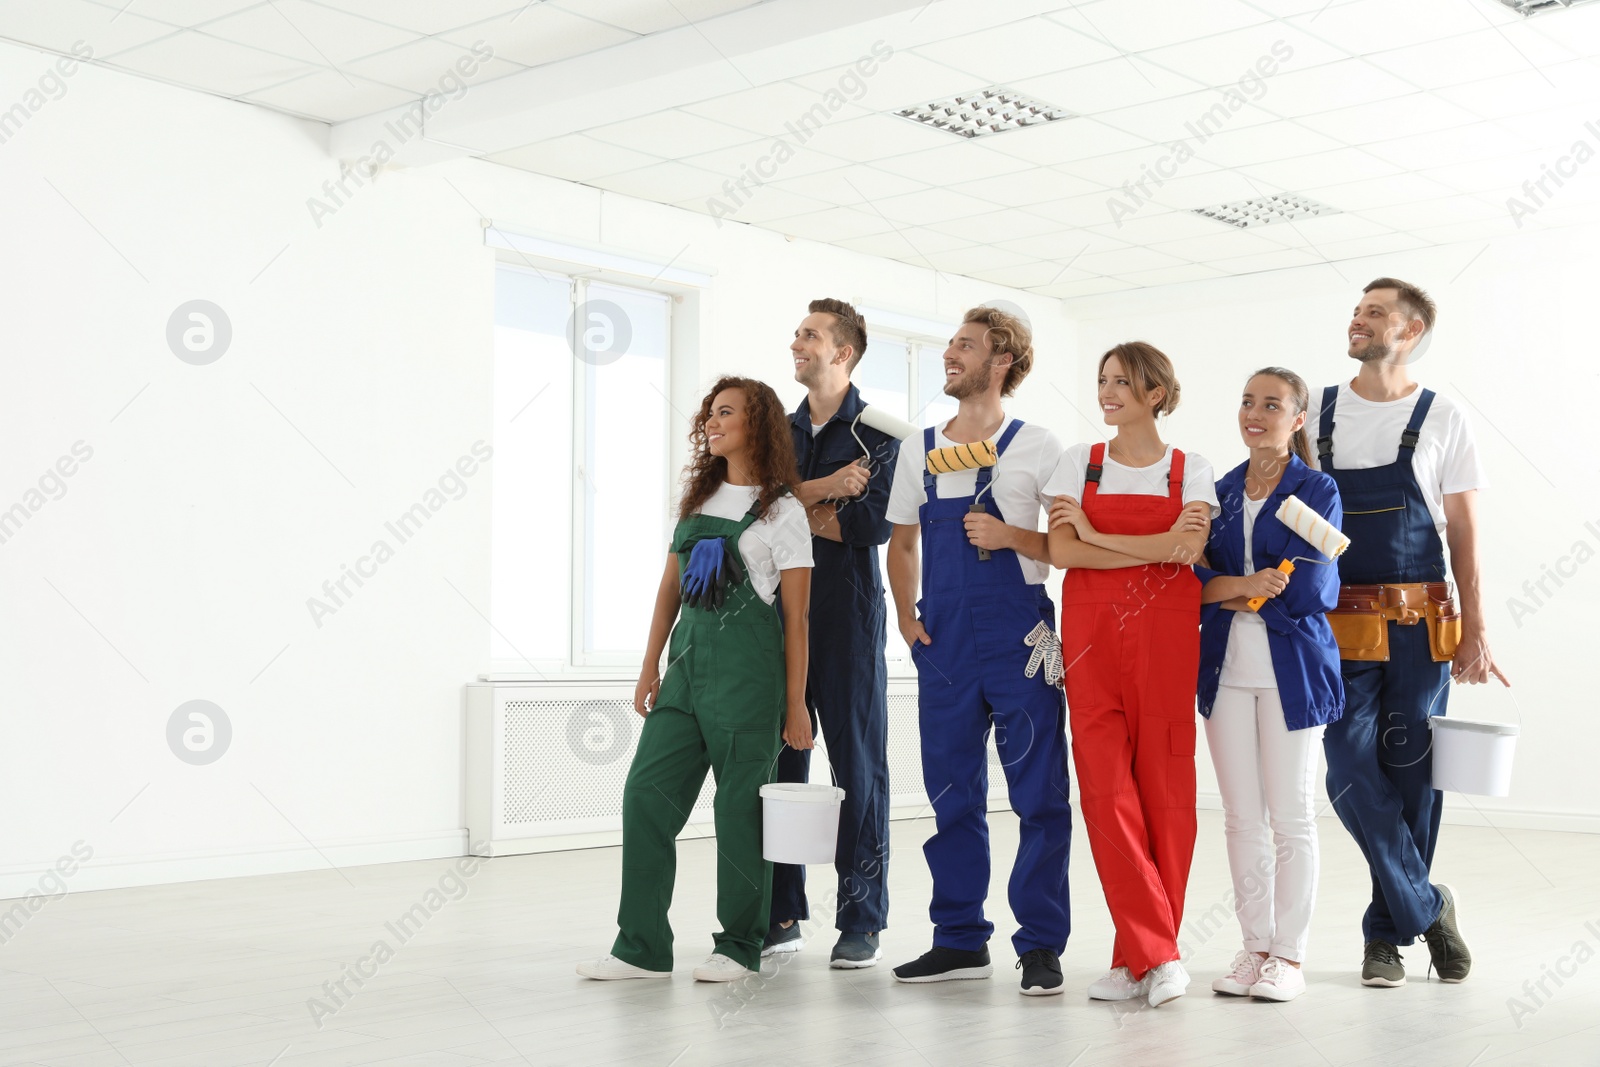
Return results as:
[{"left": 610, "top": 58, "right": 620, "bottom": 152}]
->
[
  {"left": 1276, "top": 494, "right": 1350, "bottom": 559},
  {"left": 856, "top": 405, "right": 918, "bottom": 441}
]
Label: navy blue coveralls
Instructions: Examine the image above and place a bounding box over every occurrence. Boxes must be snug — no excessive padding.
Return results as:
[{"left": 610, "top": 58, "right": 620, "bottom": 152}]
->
[
  {"left": 1318, "top": 387, "right": 1451, "bottom": 946},
  {"left": 912, "top": 420, "right": 1072, "bottom": 956},
  {"left": 771, "top": 383, "right": 898, "bottom": 934}
]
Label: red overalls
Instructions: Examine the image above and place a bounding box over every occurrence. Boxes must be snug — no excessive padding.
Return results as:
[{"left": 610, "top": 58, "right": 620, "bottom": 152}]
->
[{"left": 1060, "top": 443, "right": 1201, "bottom": 979}]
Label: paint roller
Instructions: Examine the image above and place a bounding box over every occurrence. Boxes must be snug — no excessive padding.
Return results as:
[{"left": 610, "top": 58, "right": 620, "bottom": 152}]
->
[
  {"left": 920, "top": 435, "right": 1003, "bottom": 561},
  {"left": 1245, "top": 494, "right": 1352, "bottom": 612}
]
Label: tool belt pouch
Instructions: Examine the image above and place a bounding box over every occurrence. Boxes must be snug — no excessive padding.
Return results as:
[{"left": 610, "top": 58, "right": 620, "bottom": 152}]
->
[
  {"left": 1426, "top": 595, "right": 1462, "bottom": 663},
  {"left": 1328, "top": 610, "right": 1389, "bottom": 662}
]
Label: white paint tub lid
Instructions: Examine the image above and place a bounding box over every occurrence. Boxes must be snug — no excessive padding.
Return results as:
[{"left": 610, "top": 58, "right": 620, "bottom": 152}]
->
[{"left": 1429, "top": 716, "right": 1520, "bottom": 737}]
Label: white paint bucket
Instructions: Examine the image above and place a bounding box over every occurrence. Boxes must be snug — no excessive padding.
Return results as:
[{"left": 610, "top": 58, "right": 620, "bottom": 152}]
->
[
  {"left": 1430, "top": 716, "right": 1520, "bottom": 797},
  {"left": 759, "top": 783, "right": 845, "bottom": 864}
]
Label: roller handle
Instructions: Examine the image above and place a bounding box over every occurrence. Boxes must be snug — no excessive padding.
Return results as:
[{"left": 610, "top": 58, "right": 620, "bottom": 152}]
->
[
  {"left": 1246, "top": 560, "right": 1295, "bottom": 612},
  {"left": 969, "top": 503, "right": 991, "bottom": 561}
]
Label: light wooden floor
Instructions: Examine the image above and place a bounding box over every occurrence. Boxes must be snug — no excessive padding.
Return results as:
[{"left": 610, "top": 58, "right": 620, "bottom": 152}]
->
[{"left": 3, "top": 810, "right": 1598, "bottom": 1066}]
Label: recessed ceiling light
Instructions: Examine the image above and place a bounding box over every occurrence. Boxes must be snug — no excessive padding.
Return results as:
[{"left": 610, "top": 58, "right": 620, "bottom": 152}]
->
[
  {"left": 894, "top": 87, "right": 1073, "bottom": 139},
  {"left": 1489, "top": 0, "right": 1600, "bottom": 15},
  {"left": 1193, "top": 194, "right": 1339, "bottom": 229}
]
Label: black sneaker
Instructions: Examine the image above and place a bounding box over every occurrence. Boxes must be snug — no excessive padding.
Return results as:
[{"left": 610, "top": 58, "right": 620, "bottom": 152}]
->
[
  {"left": 1017, "top": 948, "right": 1064, "bottom": 997},
  {"left": 1361, "top": 939, "right": 1406, "bottom": 987},
  {"left": 892, "top": 945, "right": 992, "bottom": 983},
  {"left": 1420, "top": 883, "right": 1472, "bottom": 983},
  {"left": 760, "top": 921, "right": 804, "bottom": 958}
]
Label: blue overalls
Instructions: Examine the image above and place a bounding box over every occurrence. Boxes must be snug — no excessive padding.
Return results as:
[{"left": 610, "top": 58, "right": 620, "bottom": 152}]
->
[
  {"left": 1318, "top": 387, "right": 1451, "bottom": 946},
  {"left": 912, "top": 420, "right": 1072, "bottom": 956},
  {"left": 771, "top": 384, "right": 897, "bottom": 934}
]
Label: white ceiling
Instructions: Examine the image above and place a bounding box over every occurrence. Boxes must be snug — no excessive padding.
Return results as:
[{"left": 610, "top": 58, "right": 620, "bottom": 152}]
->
[{"left": 4, "top": 0, "right": 1600, "bottom": 296}]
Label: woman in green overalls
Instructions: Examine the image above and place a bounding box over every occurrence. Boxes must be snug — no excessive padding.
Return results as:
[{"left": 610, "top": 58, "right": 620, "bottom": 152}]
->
[{"left": 578, "top": 376, "right": 814, "bottom": 984}]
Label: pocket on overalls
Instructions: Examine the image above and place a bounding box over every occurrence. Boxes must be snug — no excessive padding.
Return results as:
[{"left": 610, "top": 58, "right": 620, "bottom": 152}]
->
[{"left": 1167, "top": 718, "right": 1198, "bottom": 807}]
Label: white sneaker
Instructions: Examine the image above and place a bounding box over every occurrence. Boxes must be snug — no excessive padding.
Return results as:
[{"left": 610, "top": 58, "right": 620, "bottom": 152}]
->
[
  {"left": 692, "top": 953, "right": 754, "bottom": 982},
  {"left": 1212, "top": 950, "right": 1264, "bottom": 996},
  {"left": 1145, "top": 960, "right": 1190, "bottom": 1007},
  {"left": 1087, "top": 966, "right": 1145, "bottom": 1001},
  {"left": 1250, "top": 956, "right": 1306, "bottom": 1002},
  {"left": 575, "top": 954, "right": 671, "bottom": 980}
]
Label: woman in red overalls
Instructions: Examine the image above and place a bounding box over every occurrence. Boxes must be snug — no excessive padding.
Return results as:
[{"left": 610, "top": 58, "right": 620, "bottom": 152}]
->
[{"left": 1046, "top": 342, "right": 1216, "bottom": 1007}]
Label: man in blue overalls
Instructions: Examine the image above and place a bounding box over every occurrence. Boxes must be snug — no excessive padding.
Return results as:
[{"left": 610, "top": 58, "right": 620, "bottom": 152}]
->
[
  {"left": 884, "top": 305, "right": 1072, "bottom": 996},
  {"left": 765, "top": 298, "right": 899, "bottom": 968},
  {"left": 1313, "top": 278, "right": 1508, "bottom": 988}
]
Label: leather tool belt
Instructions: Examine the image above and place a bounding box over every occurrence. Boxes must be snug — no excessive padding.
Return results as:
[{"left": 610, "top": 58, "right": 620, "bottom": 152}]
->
[{"left": 1326, "top": 581, "right": 1461, "bottom": 663}]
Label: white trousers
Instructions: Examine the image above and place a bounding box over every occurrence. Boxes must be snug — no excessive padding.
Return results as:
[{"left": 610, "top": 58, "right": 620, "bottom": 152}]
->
[{"left": 1204, "top": 685, "right": 1326, "bottom": 962}]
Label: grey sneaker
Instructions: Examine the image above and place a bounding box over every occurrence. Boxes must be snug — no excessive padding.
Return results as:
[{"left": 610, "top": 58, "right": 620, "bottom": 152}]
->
[
  {"left": 1420, "top": 883, "right": 1472, "bottom": 983},
  {"left": 761, "top": 921, "right": 804, "bottom": 958},
  {"left": 830, "top": 932, "right": 882, "bottom": 969},
  {"left": 1361, "top": 940, "right": 1406, "bottom": 987}
]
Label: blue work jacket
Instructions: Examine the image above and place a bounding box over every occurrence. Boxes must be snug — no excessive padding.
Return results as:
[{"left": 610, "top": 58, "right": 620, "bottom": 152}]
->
[{"left": 1193, "top": 455, "right": 1345, "bottom": 730}]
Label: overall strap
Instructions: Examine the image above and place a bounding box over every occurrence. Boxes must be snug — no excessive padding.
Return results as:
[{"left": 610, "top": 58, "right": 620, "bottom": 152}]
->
[
  {"left": 1400, "top": 389, "right": 1435, "bottom": 457},
  {"left": 1316, "top": 384, "right": 1338, "bottom": 471},
  {"left": 1167, "top": 448, "right": 1186, "bottom": 502},
  {"left": 1084, "top": 442, "right": 1106, "bottom": 502},
  {"left": 921, "top": 425, "right": 938, "bottom": 494},
  {"left": 975, "top": 418, "right": 1025, "bottom": 498}
]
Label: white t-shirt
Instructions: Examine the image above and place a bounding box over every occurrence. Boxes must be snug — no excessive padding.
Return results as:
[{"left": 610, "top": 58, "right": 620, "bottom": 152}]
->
[
  {"left": 1307, "top": 382, "right": 1487, "bottom": 535},
  {"left": 886, "top": 417, "right": 1062, "bottom": 586},
  {"left": 1043, "top": 443, "right": 1222, "bottom": 517},
  {"left": 810, "top": 421, "right": 826, "bottom": 437},
  {"left": 692, "top": 482, "right": 813, "bottom": 605},
  {"left": 1219, "top": 495, "right": 1276, "bottom": 689}
]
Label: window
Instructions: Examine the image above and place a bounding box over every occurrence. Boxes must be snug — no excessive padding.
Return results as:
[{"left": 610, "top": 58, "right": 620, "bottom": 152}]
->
[{"left": 490, "top": 266, "right": 672, "bottom": 670}]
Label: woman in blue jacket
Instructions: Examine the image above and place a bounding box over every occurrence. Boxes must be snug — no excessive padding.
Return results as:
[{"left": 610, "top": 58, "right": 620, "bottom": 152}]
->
[{"left": 1194, "top": 367, "right": 1343, "bottom": 1003}]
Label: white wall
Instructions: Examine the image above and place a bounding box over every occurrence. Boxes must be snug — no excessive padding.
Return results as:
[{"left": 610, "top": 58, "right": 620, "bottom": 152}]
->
[
  {"left": 1061, "top": 227, "right": 1600, "bottom": 832},
  {"left": 0, "top": 40, "right": 1076, "bottom": 898}
]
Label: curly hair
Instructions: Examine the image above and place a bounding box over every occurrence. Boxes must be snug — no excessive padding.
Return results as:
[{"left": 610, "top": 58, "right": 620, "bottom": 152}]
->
[
  {"left": 962, "top": 305, "right": 1034, "bottom": 397},
  {"left": 678, "top": 376, "right": 800, "bottom": 522}
]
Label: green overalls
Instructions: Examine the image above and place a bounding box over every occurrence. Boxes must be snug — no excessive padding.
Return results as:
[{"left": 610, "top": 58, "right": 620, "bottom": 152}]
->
[{"left": 611, "top": 502, "right": 787, "bottom": 972}]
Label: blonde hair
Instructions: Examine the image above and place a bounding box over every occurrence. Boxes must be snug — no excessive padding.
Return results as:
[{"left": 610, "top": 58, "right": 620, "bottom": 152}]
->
[
  {"left": 963, "top": 306, "right": 1034, "bottom": 397},
  {"left": 1099, "top": 341, "right": 1181, "bottom": 416}
]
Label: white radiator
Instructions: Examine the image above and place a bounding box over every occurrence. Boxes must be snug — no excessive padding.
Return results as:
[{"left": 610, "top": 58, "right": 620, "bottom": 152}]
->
[{"left": 466, "top": 677, "right": 1014, "bottom": 856}]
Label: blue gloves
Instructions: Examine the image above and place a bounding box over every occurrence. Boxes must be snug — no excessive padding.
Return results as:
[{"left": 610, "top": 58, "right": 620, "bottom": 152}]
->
[{"left": 680, "top": 536, "right": 747, "bottom": 611}]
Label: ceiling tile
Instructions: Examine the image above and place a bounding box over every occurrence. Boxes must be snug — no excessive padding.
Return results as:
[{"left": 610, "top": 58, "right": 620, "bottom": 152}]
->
[
  {"left": 0, "top": 0, "right": 180, "bottom": 59},
  {"left": 105, "top": 30, "right": 313, "bottom": 96},
  {"left": 795, "top": 114, "right": 963, "bottom": 164},
  {"left": 1436, "top": 61, "right": 1600, "bottom": 121},
  {"left": 872, "top": 142, "right": 1034, "bottom": 184},
  {"left": 1139, "top": 170, "right": 1274, "bottom": 212},
  {"left": 1061, "top": 143, "right": 1226, "bottom": 189},
  {"left": 1241, "top": 0, "right": 1360, "bottom": 14},
  {"left": 994, "top": 229, "right": 1129, "bottom": 261},
  {"left": 1046, "top": 0, "right": 1272, "bottom": 54},
  {"left": 1246, "top": 58, "right": 1417, "bottom": 117},
  {"left": 1362, "top": 120, "right": 1539, "bottom": 173},
  {"left": 910, "top": 16, "right": 1122, "bottom": 84},
  {"left": 680, "top": 80, "right": 872, "bottom": 137},
  {"left": 1405, "top": 218, "right": 1522, "bottom": 245},
  {"left": 1239, "top": 146, "right": 1401, "bottom": 190},
  {"left": 927, "top": 208, "right": 1067, "bottom": 244},
  {"left": 1296, "top": 93, "right": 1482, "bottom": 144},
  {"left": 1252, "top": 211, "right": 1391, "bottom": 246},
  {"left": 486, "top": 134, "right": 663, "bottom": 182},
  {"left": 789, "top": 53, "right": 993, "bottom": 114},
  {"left": 346, "top": 35, "right": 522, "bottom": 93},
  {"left": 1189, "top": 120, "right": 1345, "bottom": 168},
  {"left": 769, "top": 206, "right": 896, "bottom": 243},
  {"left": 1088, "top": 209, "right": 1250, "bottom": 245},
  {"left": 1298, "top": 172, "right": 1462, "bottom": 211},
  {"left": 592, "top": 159, "right": 729, "bottom": 203},
  {"left": 1146, "top": 228, "right": 1285, "bottom": 262},
  {"left": 967, "top": 262, "right": 1084, "bottom": 290},
  {"left": 1365, "top": 26, "right": 1578, "bottom": 91},
  {"left": 1012, "top": 55, "right": 1205, "bottom": 116},
  {"left": 1284, "top": 0, "right": 1489, "bottom": 54},
  {"left": 196, "top": 2, "right": 414, "bottom": 67},
  {"left": 84, "top": 0, "right": 262, "bottom": 27},
  {"left": 312, "top": 0, "right": 525, "bottom": 35},
  {"left": 981, "top": 117, "right": 1151, "bottom": 165},
  {"left": 1413, "top": 150, "right": 1551, "bottom": 194},
  {"left": 1094, "top": 89, "right": 1280, "bottom": 143},
  {"left": 868, "top": 187, "right": 1003, "bottom": 226},
  {"left": 765, "top": 166, "right": 930, "bottom": 207},
  {"left": 833, "top": 227, "right": 974, "bottom": 260},
  {"left": 438, "top": 4, "right": 638, "bottom": 68},
  {"left": 1118, "top": 262, "right": 1228, "bottom": 287},
  {"left": 1043, "top": 276, "right": 1139, "bottom": 299},
  {"left": 587, "top": 109, "right": 760, "bottom": 157},
  {"left": 947, "top": 167, "right": 1103, "bottom": 207},
  {"left": 693, "top": 185, "right": 831, "bottom": 224},
  {"left": 1205, "top": 246, "right": 1325, "bottom": 273},
  {"left": 1073, "top": 244, "right": 1190, "bottom": 276},
  {"left": 242, "top": 68, "right": 418, "bottom": 122},
  {"left": 682, "top": 140, "right": 851, "bottom": 183},
  {"left": 555, "top": 0, "right": 762, "bottom": 36},
  {"left": 925, "top": 244, "right": 1035, "bottom": 276},
  {"left": 1028, "top": 190, "right": 1138, "bottom": 229},
  {"left": 1138, "top": 23, "right": 1348, "bottom": 88},
  {"left": 1309, "top": 231, "right": 1430, "bottom": 260}
]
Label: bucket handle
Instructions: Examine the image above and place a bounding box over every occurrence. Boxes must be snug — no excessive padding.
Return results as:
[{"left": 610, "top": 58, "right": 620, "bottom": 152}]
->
[{"left": 766, "top": 732, "right": 841, "bottom": 790}]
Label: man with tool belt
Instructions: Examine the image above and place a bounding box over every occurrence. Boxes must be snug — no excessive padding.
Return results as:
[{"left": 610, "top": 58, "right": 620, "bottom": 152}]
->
[
  {"left": 765, "top": 298, "right": 900, "bottom": 968},
  {"left": 1310, "top": 278, "right": 1509, "bottom": 989}
]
